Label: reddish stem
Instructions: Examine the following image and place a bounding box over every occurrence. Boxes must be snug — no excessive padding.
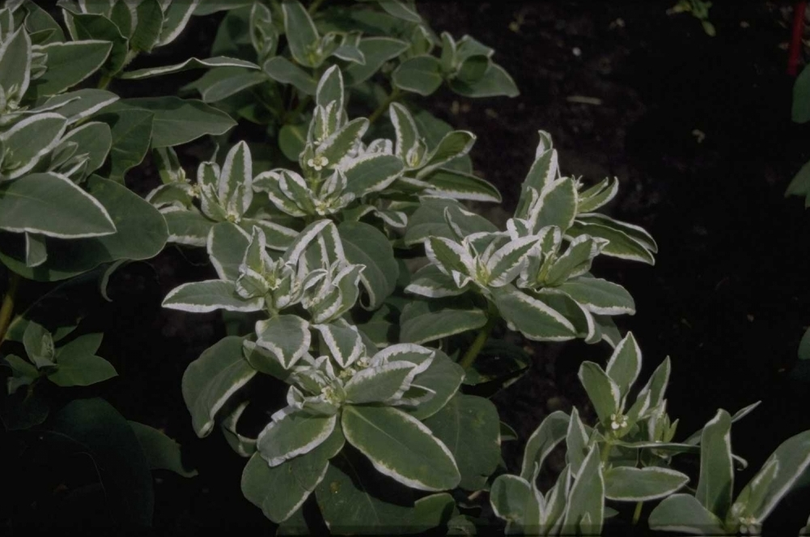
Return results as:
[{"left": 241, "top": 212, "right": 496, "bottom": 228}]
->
[{"left": 788, "top": 0, "right": 807, "bottom": 76}]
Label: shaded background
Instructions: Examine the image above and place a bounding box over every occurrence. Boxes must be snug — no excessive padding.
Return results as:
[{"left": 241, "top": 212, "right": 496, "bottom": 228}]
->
[{"left": 21, "top": 1, "right": 810, "bottom": 533}]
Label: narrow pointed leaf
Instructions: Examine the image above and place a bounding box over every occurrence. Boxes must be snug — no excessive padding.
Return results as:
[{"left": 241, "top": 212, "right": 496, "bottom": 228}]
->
[
  {"left": 604, "top": 467, "right": 690, "bottom": 501},
  {"left": 605, "top": 332, "right": 642, "bottom": 397},
  {"left": 121, "top": 56, "right": 259, "bottom": 79},
  {"left": 562, "top": 444, "right": 604, "bottom": 535},
  {"left": 520, "top": 410, "right": 570, "bottom": 481},
  {"left": 163, "top": 280, "right": 262, "bottom": 313},
  {"left": 578, "top": 361, "right": 621, "bottom": 425}
]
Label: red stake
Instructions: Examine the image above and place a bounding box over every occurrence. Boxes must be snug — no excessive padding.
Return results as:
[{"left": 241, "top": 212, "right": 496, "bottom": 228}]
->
[{"left": 788, "top": 0, "right": 807, "bottom": 76}]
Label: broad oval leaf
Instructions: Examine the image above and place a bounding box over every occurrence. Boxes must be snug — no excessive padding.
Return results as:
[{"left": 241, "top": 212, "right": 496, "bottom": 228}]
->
[
  {"left": 29, "top": 40, "right": 113, "bottom": 97},
  {"left": 648, "top": 493, "right": 726, "bottom": 535},
  {"left": 604, "top": 467, "right": 690, "bottom": 502},
  {"left": 257, "top": 411, "right": 337, "bottom": 467},
  {"left": 338, "top": 221, "right": 398, "bottom": 309},
  {"left": 393, "top": 55, "right": 443, "bottom": 96},
  {"left": 492, "top": 286, "right": 577, "bottom": 342},
  {"left": 255, "top": 315, "right": 311, "bottom": 369}
]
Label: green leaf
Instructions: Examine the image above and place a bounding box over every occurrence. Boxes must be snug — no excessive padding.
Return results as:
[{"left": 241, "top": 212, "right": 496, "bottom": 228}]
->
[
  {"left": 131, "top": 0, "right": 163, "bottom": 52},
  {"left": 604, "top": 467, "right": 690, "bottom": 501},
  {"left": 316, "top": 65, "right": 344, "bottom": 110},
  {"left": 578, "top": 361, "right": 621, "bottom": 425},
  {"left": 263, "top": 56, "right": 317, "bottom": 95},
  {"left": 418, "top": 131, "right": 476, "bottom": 178},
  {"left": 185, "top": 67, "right": 267, "bottom": 103},
  {"left": 338, "top": 221, "right": 398, "bottom": 310},
  {"left": 519, "top": 411, "right": 570, "bottom": 481},
  {"left": 36, "top": 89, "right": 118, "bottom": 126},
  {"left": 0, "top": 176, "right": 168, "bottom": 281},
  {"left": 163, "top": 208, "right": 213, "bottom": 246},
  {"left": 163, "top": 280, "right": 262, "bottom": 313},
  {"left": 531, "top": 178, "right": 577, "bottom": 232},
  {"left": 242, "top": 423, "right": 344, "bottom": 523},
  {"left": 423, "top": 394, "right": 500, "bottom": 491},
  {"left": 121, "top": 56, "right": 259, "bottom": 79},
  {"left": 341, "top": 405, "right": 460, "bottom": 491},
  {"left": 0, "top": 113, "right": 67, "bottom": 179},
  {"left": 490, "top": 475, "right": 541, "bottom": 532},
  {"left": 48, "top": 398, "right": 154, "bottom": 527},
  {"left": 649, "top": 494, "right": 727, "bottom": 535},
  {"left": 279, "top": 123, "right": 308, "bottom": 161},
  {"left": 0, "top": 172, "right": 114, "bottom": 238},
  {"left": 344, "top": 37, "right": 410, "bottom": 86},
  {"left": 400, "top": 298, "right": 487, "bottom": 344},
  {"left": 730, "top": 429, "right": 810, "bottom": 524},
  {"left": 282, "top": 0, "right": 319, "bottom": 67},
  {"left": 605, "top": 332, "right": 642, "bottom": 398},
  {"left": 403, "top": 198, "right": 498, "bottom": 245},
  {"left": 492, "top": 286, "right": 577, "bottom": 342},
  {"left": 377, "top": 0, "right": 422, "bottom": 22},
  {"left": 49, "top": 334, "right": 117, "bottom": 387},
  {"left": 393, "top": 55, "right": 443, "bottom": 96},
  {"left": 255, "top": 314, "right": 311, "bottom": 369},
  {"left": 566, "top": 407, "right": 590, "bottom": 475},
  {"left": 108, "top": 98, "right": 236, "bottom": 148},
  {"left": 794, "top": 64, "right": 810, "bottom": 123},
  {"left": 182, "top": 336, "right": 257, "bottom": 437},
  {"left": 344, "top": 361, "right": 417, "bottom": 404},
  {"left": 28, "top": 40, "right": 112, "bottom": 97},
  {"left": 59, "top": 121, "right": 112, "bottom": 176},
  {"left": 342, "top": 153, "right": 404, "bottom": 197},
  {"left": 97, "top": 108, "right": 155, "bottom": 182},
  {"left": 422, "top": 168, "right": 502, "bottom": 203},
  {"left": 448, "top": 62, "right": 519, "bottom": 98},
  {"left": 208, "top": 222, "right": 250, "bottom": 281},
  {"left": 0, "top": 27, "right": 31, "bottom": 98},
  {"left": 129, "top": 421, "right": 198, "bottom": 477},
  {"left": 696, "top": 409, "right": 734, "bottom": 518},
  {"left": 157, "top": 0, "right": 200, "bottom": 46},
  {"left": 65, "top": 10, "right": 128, "bottom": 75},
  {"left": 578, "top": 177, "right": 618, "bottom": 213},
  {"left": 562, "top": 444, "right": 604, "bottom": 535}
]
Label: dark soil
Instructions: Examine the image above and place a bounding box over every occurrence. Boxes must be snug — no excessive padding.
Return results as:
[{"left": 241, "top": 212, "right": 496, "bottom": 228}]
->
[{"left": 9, "top": 1, "right": 810, "bottom": 534}]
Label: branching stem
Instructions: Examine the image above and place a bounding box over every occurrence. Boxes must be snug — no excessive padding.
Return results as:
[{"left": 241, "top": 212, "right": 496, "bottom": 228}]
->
[
  {"left": 368, "top": 87, "right": 402, "bottom": 125},
  {"left": 459, "top": 303, "right": 498, "bottom": 370}
]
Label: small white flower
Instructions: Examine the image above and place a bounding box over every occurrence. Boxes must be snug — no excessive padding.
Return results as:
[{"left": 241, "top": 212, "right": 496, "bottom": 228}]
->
[
  {"left": 610, "top": 413, "right": 629, "bottom": 431},
  {"left": 307, "top": 155, "right": 329, "bottom": 171},
  {"left": 738, "top": 516, "right": 760, "bottom": 535}
]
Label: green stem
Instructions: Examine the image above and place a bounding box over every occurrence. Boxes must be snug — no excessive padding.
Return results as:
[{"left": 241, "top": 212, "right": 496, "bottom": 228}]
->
[
  {"left": 601, "top": 441, "right": 612, "bottom": 465},
  {"left": 308, "top": 0, "right": 327, "bottom": 14},
  {"left": 367, "top": 87, "right": 402, "bottom": 126},
  {"left": 97, "top": 73, "right": 112, "bottom": 90},
  {"left": 0, "top": 272, "right": 21, "bottom": 346},
  {"left": 632, "top": 501, "right": 643, "bottom": 526},
  {"left": 459, "top": 306, "right": 497, "bottom": 370}
]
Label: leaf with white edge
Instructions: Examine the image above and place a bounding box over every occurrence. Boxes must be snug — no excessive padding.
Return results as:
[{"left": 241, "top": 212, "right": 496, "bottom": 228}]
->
[
  {"left": 393, "top": 55, "right": 443, "bottom": 96},
  {"left": 121, "top": 56, "right": 259, "bottom": 79},
  {"left": 637, "top": 356, "right": 671, "bottom": 412},
  {"left": 490, "top": 475, "right": 541, "bottom": 531},
  {"left": 534, "top": 288, "right": 598, "bottom": 343},
  {"left": 25, "top": 233, "right": 47, "bottom": 268},
  {"left": 492, "top": 286, "right": 577, "bottom": 342},
  {"left": 566, "top": 407, "right": 590, "bottom": 475},
  {"left": 129, "top": 421, "right": 198, "bottom": 477},
  {"left": 0, "top": 173, "right": 115, "bottom": 238},
  {"left": 316, "top": 117, "right": 369, "bottom": 169},
  {"left": 405, "top": 263, "right": 469, "bottom": 298},
  {"left": 562, "top": 444, "right": 604, "bottom": 535},
  {"left": 578, "top": 213, "right": 658, "bottom": 252},
  {"left": 342, "top": 154, "right": 403, "bottom": 197},
  {"left": 62, "top": 9, "right": 128, "bottom": 75},
  {"left": 207, "top": 222, "right": 250, "bottom": 281},
  {"left": 38, "top": 89, "right": 119, "bottom": 125},
  {"left": 282, "top": 0, "right": 319, "bottom": 67},
  {"left": 156, "top": 0, "right": 200, "bottom": 46},
  {"left": 316, "top": 65, "right": 344, "bottom": 111},
  {"left": 338, "top": 221, "right": 398, "bottom": 309},
  {"left": 0, "top": 113, "right": 67, "bottom": 179},
  {"left": 263, "top": 56, "right": 317, "bottom": 95},
  {"left": 605, "top": 332, "right": 642, "bottom": 398},
  {"left": 163, "top": 280, "right": 263, "bottom": 313},
  {"left": 48, "top": 334, "right": 117, "bottom": 387},
  {"left": 648, "top": 494, "right": 727, "bottom": 535},
  {"left": 398, "top": 350, "right": 464, "bottom": 420},
  {"left": 58, "top": 121, "right": 111, "bottom": 177},
  {"left": 130, "top": 0, "right": 163, "bottom": 52},
  {"left": 218, "top": 141, "right": 252, "bottom": 216},
  {"left": 400, "top": 298, "right": 487, "bottom": 344},
  {"left": 544, "top": 236, "right": 606, "bottom": 286},
  {"left": 448, "top": 62, "right": 519, "bottom": 98},
  {"left": 604, "top": 467, "right": 690, "bottom": 501},
  {"left": 182, "top": 336, "right": 257, "bottom": 437},
  {"left": 0, "top": 27, "right": 31, "bottom": 99},
  {"left": 729, "top": 429, "right": 810, "bottom": 525},
  {"left": 344, "top": 37, "right": 410, "bottom": 86},
  {"left": 486, "top": 236, "right": 540, "bottom": 288},
  {"left": 255, "top": 315, "right": 311, "bottom": 370},
  {"left": 107, "top": 98, "right": 236, "bottom": 148},
  {"left": 378, "top": 0, "right": 421, "bottom": 22},
  {"left": 281, "top": 219, "right": 331, "bottom": 266},
  {"left": 425, "top": 236, "right": 474, "bottom": 279},
  {"left": 423, "top": 394, "right": 500, "bottom": 491},
  {"left": 163, "top": 208, "right": 212, "bottom": 247},
  {"left": 316, "top": 323, "right": 364, "bottom": 369},
  {"left": 257, "top": 411, "right": 337, "bottom": 467},
  {"left": 390, "top": 102, "right": 419, "bottom": 158},
  {"left": 578, "top": 177, "right": 619, "bottom": 214},
  {"left": 696, "top": 409, "right": 734, "bottom": 518},
  {"left": 577, "top": 361, "right": 621, "bottom": 426},
  {"left": 242, "top": 423, "right": 344, "bottom": 523},
  {"left": 568, "top": 220, "right": 655, "bottom": 265},
  {"left": 97, "top": 108, "right": 154, "bottom": 182},
  {"left": 404, "top": 199, "right": 497, "bottom": 245},
  {"left": 529, "top": 178, "right": 577, "bottom": 233},
  {"left": 417, "top": 130, "right": 476, "bottom": 178},
  {"left": 520, "top": 410, "right": 570, "bottom": 481},
  {"left": 422, "top": 168, "right": 502, "bottom": 203},
  {"left": 186, "top": 67, "right": 267, "bottom": 104},
  {"left": 344, "top": 361, "right": 417, "bottom": 404},
  {"left": 28, "top": 40, "right": 112, "bottom": 98},
  {"left": 341, "top": 405, "right": 460, "bottom": 491}
]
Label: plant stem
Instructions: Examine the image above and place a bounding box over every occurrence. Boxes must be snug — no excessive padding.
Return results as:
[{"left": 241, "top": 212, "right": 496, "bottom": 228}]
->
[
  {"left": 97, "top": 73, "right": 112, "bottom": 90},
  {"left": 0, "top": 272, "right": 21, "bottom": 346},
  {"left": 308, "top": 0, "right": 327, "bottom": 14},
  {"left": 459, "top": 309, "right": 497, "bottom": 370},
  {"left": 632, "top": 501, "right": 643, "bottom": 526},
  {"left": 367, "top": 87, "right": 402, "bottom": 126},
  {"left": 601, "top": 441, "right": 612, "bottom": 465}
]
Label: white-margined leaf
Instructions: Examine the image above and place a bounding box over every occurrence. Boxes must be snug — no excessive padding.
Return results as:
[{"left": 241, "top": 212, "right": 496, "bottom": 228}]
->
[
  {"left": 377, "top": 0, "right": 421, "bottom": 22},
  {"left": 163, "top": 208, "right": 212, "bottom": 246},
  {"left": 263, "top": 56, "right": 317, "bottom": 95},
  {"left": 315, "top": 323, "right": 364, "bottom": 369},
  {"left": 342, "top": 153, "right": 403, "bottom": 197},
  {"left": 492, "top": 286, "right": 577, "bottom": 342},
  {"left": 605, "top": 332, "right": 642, "bottom": 399},
  {"left": 422, "top": 168, "right": 502, "bottom": 203},
  {"left": 417, "top": 130, "right": 476, "bottom": 178},
  {"left": 578, "top": 177, "right": 618, "bottom": 213},
  {"left": 520, "top": 410, "right": 569, "bottom": 481},
  {"left": 390, "top": 102, "right": 419, "bottom": 159},
  {"left": 121, "top": 55, "right": 259, "bottom": 79},
  {"left": 218, "top": 141, "right": 253, "bottom": 216},
  {"left": 544, "top": 235, "right": 607, "bottom": 286},
  {"left": 515, "top": 131, "right": 558, "bottom": 219},
  {"left": 28, "top": 40, "right": 112, "bottom": 98},
  {"left": 696, "top": 409, "right": 734, "bottom": 518},
  {"left": 25, "top": 232, "right": 47, "bottom": 268},
  {"left": 636, "top": 356, "right": 671, "bottom": 413},
  {"left": 156, "top": 0, "right": 201, "bottom": 47},
  {"left": 604, "top": 467, "right": 690, "bottom": 502},
  {"left": 486, "top": 235, "right": 540, "bottom": 288},
  {"left": 577, "top": 361, "right": 621, "bottom": 426},
  {"left": 344, "top": 37, "right": 410, "bottom": 86},
  {"left": 648, "top": 494, "right": 727, "bottom": 535},
  {"left": 313, "top": 117, "right": 369, "bottom": 170},
  {"left": 405, "top": 263, "right": 470, "bottom": 298},
  {"left": 0, "top": 27, "right": 32, "bottom": 101},
  {"left": 527, "top": 178, "right": 577, "bottom": 233},
  {"left": 344, "top": 361, "right": 417, "bottom": 404},
  {"left": 490, "top": 474, "right": 541, "bottom": 532},
  {"left": 393, "top": 55, "right": 443, "bottom": 96},
  {"left": 182, "top": 336, "right": 257, "bottom": 437},
  {"left": 37, "top": 89, "right": 118, "bottom": 125},
  {"left": 257, "top": 411, "right": 337, "bottom": 467},
  {"left": 400, "top": 298, "right": 487, "bottom": 344},
  {"left": 425, "top": 236, "right": 474, "bottom": 279},
  {"left": 0, "top": 172, "right": 115, "bottom": 238},
  {"left": 341, "top": 405, "right": 460, "bottom": 491},
  {"left": 338, "top": 221, "right": 398, "bottom": 309},
  {"left": 281, "top": 0, "right": 319, "bottom": 68},
  {"left": 0, "top": 113, "right": 67, "bottom": 179},
  {"left": 255, "top": 315, "right": 311, "bottom": 370},
  {"left": 162, "top": 280, "right": 263, "bottom": 313},
  {"left": 561, "top": 444, "right": 604, "bottom": 535},
  {"left": 566, "top": 407, "right": 590, "bottom": 476},
  {"left": 316, "top": 64, "right": 344, "bottom": 112},
  {"left": 207, "top": 222, "right": 251, "bottom": 281}
]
